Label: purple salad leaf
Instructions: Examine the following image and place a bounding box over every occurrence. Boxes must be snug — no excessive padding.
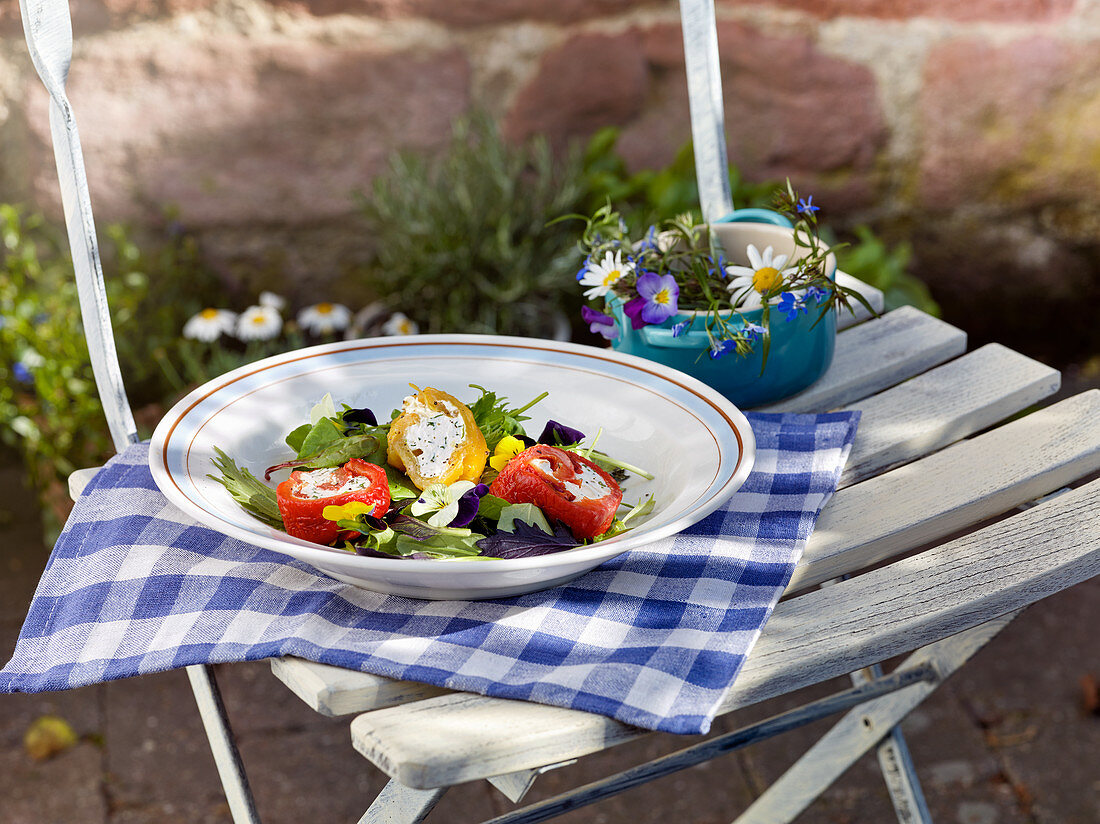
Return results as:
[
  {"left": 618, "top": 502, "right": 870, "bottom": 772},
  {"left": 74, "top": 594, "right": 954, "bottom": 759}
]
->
[{"left": 476, "top": 520, "right": 580, "bottom": 559}]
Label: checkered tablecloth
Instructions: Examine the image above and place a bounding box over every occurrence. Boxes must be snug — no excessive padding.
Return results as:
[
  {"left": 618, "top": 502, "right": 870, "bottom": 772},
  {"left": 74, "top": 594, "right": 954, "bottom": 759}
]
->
[{"left": 1, "top": 411, "right": 859, "bottom": 735}]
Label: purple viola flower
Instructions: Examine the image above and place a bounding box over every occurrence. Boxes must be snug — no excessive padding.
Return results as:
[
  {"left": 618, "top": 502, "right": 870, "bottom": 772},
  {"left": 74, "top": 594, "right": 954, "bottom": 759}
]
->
[
  {"left": 450, "top": 483, "right": 490, "bottom": 528},
  {"left": 342, "top": 407, "right": 377, "bottom": 426},
  {"left": 538, "top": 419, "right": 585, "bottom": 447},
  {"left": 581, "top": 305, "right": 619, "bottom": 341},
  {"left": 635, "top": 272, "right": 680, "bottom": 325},
  {"left": 778, "top": 292, "right": 804, "bottom": 321},
  {"left": 622, "top": 295, "right": 649, "bottom": 330}
]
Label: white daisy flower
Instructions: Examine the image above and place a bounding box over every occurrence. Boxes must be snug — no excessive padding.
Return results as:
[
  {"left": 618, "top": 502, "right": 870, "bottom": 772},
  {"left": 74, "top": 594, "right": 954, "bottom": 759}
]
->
[
  {"left": 725, "top": 244, "right": 797, "bottom": 310},
  {"left": 579, "top": 250, "right": 634, "bottom": 300},
  {"left": 297, "top": 302, "right": 351, "bottom": 336},
  {"left": 236, "top": 305, "right": 282, "bottom": 341},
  {"left": 183, "top": 308, "right": 237, "bottom": 342},
  {"left": 409, "top": 480, "right": 476, "bottom": 528},
  {"left": 380, "top": 312, "right": 419, "bottom": 336},
  {"left": 258, "top": 291, "right": 287, "bottom": 311}
]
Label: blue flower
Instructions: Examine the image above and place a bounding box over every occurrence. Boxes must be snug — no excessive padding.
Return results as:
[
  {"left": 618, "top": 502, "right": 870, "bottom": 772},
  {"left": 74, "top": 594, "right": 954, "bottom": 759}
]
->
[
  {"left": 12, "top": 362, "right": 33, "bottom": 384},
  {"left": 708, "top": 338, "right": 738, "bottom": 360},
  {"left": 778, "top": 292, "right": 805, "bottom": 321},
  {"left": 797, "top": 196, "right": 819, "bottom": 215},
  {"left": 805, "top": 285, "right": 830, "bottom": 304},
  {"left": 575, "top": 255, "right": 591, "bottom": 283},
  {"left": 671, "top": 320, "right": 690, "bottom": 338},
  {"left": 741, "top": 321, "right": 766, "bottom": 342},
  {"left": 635, "top": 272, "right": 680, "bottom": 325}
]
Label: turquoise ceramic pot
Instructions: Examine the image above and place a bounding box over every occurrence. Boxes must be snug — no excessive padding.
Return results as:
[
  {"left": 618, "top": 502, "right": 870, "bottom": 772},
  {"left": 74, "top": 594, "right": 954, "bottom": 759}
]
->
[{"left": 608, "top": 220, "right": 836, "bottom": 409}]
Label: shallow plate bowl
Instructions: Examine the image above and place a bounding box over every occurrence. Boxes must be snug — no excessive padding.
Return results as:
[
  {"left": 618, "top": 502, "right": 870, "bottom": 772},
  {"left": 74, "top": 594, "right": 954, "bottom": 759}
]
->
[{"left": 149, "top": 335, "right": 756, "bottom": 600}]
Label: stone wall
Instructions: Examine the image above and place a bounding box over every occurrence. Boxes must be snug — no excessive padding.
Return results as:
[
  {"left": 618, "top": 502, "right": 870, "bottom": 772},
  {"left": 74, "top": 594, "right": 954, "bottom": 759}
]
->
[{"left": 4, "top": 0, "right": 1100, "bottom": 363}]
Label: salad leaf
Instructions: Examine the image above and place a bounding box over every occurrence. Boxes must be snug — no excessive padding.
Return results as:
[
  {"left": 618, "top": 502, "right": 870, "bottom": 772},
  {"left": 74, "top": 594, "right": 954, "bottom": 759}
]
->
[
  {"left": 208, "top": 448, "right": 283, "bottom": 529},
  {"left": 265, "top": 431, "right": 387, "bottom": 480},
  {"left": 476, "top": 519, "right": 580, "bottom": 559},
  {"left": 298, "top": 416, "right": 345, "bottom": 459},
  {"left": 496, "top": 503, "right": 552, "bottom": 535},
  {"left": 285, "top": 423, "right": 312, "bottom": 453},
  {"left": 467, "top": 384, "right": 547, "bottom": 452},
  {"left": 309, "top": 393, "right": 337, "bottom": 424}
]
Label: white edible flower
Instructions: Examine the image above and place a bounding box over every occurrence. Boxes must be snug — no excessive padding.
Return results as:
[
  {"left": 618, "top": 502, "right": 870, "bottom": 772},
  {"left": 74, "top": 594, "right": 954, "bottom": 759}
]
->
[
  {"left": 297, "top": 302, "right": 351, "bottom": 336},
  {"left": 380, "top": 312, "right": 419, "bottom": 336},
  {"left": 725, "top": 244, "right": 796, "bottom": 310},
  {"left": 235, "top": 305, "right": 282, "bottom": 341},
  {"left": 259, "top": 291, "right": 287, "bottom": 311},
  {"left": 579, "top": 250, "right": 634, "bottom": 300},
  {"left": 409, "top": 480, "right": 476, "bottom": 528},
  {"left": 183, "top": 308, "right": 237, "bottom": 342}
]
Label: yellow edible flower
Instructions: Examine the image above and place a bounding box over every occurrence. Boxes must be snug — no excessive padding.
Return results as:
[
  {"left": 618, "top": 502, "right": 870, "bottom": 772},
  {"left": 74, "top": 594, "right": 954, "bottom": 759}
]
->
[
  {"left": 322, "top": 501, "right": 378, "bottom": 522},
  {"left": 489, "top": 435, "right": 527, "bottom": 471}
]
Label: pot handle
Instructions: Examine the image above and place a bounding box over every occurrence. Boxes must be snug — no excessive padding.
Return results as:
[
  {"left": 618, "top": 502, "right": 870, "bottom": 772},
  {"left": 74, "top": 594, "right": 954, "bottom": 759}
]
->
[
  {"left": 638, "top": 324, "right": 713, "bottom": 350},
  {"left": 712, "top": 208, "right": 793, "bottom": 228}
]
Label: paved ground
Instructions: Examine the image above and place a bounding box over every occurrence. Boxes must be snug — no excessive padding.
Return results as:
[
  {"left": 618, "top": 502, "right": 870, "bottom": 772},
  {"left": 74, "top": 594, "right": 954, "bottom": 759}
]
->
[{"left": 3, "top": 377, "right": 1099, "bottom": 823}]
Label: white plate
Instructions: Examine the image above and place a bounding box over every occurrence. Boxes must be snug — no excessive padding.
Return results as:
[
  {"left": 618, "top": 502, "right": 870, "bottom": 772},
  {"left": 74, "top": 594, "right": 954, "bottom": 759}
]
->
[{"left": 149, "top": 335, "right": 756, "bottom": 600}]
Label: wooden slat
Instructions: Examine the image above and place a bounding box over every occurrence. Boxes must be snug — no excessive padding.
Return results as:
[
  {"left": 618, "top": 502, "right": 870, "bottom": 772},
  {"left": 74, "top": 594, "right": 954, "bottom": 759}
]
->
[
  {"left": 835, "top": 271, "right": 884, "bottom": 330},
  {"left": 838, "top": 343, "right": 1060, "bottom": 488},
  {"left": 269, "top": 658, "right": 446, "bottom": 717},
  {"left": 68, "top": 467, "right": 100, "bottom": 500},
  {"left": 793, "top": 390, "right": 1100, "bottom": 591},
  {"left": 756, "top": 306, "right": 966, "bottom": 414},
  {"left": 349, "top": 476, "right": 1100, "bottom": 789}
]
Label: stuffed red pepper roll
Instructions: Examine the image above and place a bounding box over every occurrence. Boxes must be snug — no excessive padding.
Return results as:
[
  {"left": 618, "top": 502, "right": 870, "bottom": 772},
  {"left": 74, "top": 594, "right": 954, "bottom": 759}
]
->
[
  {"left": 276, "top": 458, "right": 390, "bottom": 545},
  {"left": 489, "top": 444, "right": 622, "bottom": 539}
]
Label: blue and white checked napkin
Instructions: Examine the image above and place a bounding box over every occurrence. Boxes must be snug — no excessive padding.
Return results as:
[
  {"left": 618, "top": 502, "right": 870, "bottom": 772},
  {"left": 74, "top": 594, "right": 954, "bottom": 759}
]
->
[{"left": 1, "top": 411, "right": 858, "bottom": 735}]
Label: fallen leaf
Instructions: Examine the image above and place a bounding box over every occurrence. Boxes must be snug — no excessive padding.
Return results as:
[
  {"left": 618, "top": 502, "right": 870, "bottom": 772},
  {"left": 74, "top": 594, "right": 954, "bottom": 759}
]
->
[{"left": 24, "top": 715, "right": 79, "bottom": 761}]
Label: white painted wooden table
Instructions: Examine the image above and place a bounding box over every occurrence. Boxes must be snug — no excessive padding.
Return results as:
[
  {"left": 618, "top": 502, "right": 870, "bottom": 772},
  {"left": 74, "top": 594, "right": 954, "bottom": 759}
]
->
[{"left": 252, "top": 301, "right": 1100, "bottom": 824}]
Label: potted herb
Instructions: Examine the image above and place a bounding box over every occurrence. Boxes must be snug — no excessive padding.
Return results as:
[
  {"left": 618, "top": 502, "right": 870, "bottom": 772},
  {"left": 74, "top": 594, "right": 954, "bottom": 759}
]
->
[{"left": 567, "top": 184, "right": 872, "bottom": 407}]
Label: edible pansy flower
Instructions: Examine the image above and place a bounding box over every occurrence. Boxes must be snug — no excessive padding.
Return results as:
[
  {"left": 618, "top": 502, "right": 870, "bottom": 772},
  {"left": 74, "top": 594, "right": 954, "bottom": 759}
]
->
[
  {"left": 236, "top": 305, "right": 282, "bottom": 341},
  {"left": 490, "top": 435, "right": 527, "bottom": 471},
  {"left": 579, "top": 250, "right": 633, "bottom": 300},
  {"left": 183, "top": 308, "right": 237, "bottom": 342},
  {"left": 410, "top": 480, "right": 478, "bottom": 528},
  {"left": 322, "top": 500, "right": 379, "bottom": 523},
  {"left": 581, "top": 305, "right": 618, "bottom": 341},
  {"left": 634, "top": 272, "right": 680, "bottom": 325},
  {"left": 450, "top": 483, "right": 490, "bottom": 528},
  {"left": 538, "top": 419, "right": 585, "bottom": 447},
  {"left": 298, "top": 302, "right": 352, "bottom": 336},
  {"left": 381, "top": 312, "right": 419, "bottom": 336},
  {"left": 725, "top": 245, "right": 796, "bottom": 310}
]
